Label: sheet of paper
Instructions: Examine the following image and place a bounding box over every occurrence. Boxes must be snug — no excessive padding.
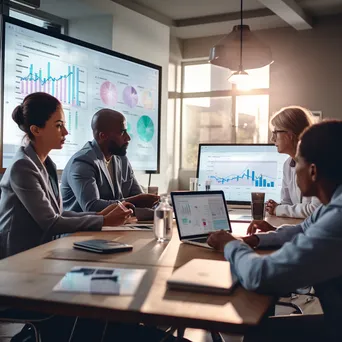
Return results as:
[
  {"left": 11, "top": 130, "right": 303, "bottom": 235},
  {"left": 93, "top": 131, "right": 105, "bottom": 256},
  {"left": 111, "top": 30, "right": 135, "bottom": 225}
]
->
[{"left": 53, "top": 266, "right": 146, "bottom": 295}]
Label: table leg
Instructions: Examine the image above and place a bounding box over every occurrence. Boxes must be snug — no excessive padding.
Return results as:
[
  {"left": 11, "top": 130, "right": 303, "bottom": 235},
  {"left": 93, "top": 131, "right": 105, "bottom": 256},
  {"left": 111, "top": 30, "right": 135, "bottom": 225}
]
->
[{"left": 176, "top": 327, "right": 185, "bottom": 340}]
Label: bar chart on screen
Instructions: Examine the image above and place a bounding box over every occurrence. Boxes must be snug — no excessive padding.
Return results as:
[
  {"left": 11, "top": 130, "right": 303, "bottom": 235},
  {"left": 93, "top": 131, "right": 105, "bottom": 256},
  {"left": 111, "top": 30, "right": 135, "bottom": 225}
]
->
[
  {"left": 197, "top": 145, "right": 287, "bottom": 202},
  {"left": 5, "top": 20, "right": 160, "bottom": 171},
  {"left": 16, "top": 52, "right": 87, "bottom": 108},
  {"left": 208, "top": 161, "right": 277, "bottom": 188}
]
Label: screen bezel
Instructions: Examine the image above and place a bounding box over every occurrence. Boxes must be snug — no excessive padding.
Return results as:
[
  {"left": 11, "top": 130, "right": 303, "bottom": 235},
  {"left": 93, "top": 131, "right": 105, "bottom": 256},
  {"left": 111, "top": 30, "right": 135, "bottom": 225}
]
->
[
  {"left": 1, "top": 16, "right": 162, "bottom": 173},
  {"left": 171, "top": 190, "right": 232, "bottom": 240},
  {"left": 196, "top": 143, "right": 279, "bottom": 205}
]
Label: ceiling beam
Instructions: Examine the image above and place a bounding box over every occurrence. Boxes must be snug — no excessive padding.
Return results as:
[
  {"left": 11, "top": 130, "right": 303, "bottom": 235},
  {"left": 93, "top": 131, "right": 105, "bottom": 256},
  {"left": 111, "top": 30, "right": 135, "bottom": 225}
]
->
[
  {"left": 174, "top": 8, "right": 274, "bottom": 27},
  {"left": 258, "top": 0, "right": 313, "bottom": 30}
]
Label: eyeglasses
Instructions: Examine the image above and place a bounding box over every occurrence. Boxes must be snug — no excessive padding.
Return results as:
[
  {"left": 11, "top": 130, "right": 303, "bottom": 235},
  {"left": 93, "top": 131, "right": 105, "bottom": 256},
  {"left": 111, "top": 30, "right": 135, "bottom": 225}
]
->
[{"left": 271, "top": 130, "right": 288, "bottom": 138}]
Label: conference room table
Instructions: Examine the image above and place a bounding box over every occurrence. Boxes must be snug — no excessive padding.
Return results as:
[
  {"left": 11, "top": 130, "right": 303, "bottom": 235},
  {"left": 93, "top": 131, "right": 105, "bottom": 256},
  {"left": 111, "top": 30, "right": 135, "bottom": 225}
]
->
[{"left": 0, "top": 214, "right": 302, "bottom": 336}]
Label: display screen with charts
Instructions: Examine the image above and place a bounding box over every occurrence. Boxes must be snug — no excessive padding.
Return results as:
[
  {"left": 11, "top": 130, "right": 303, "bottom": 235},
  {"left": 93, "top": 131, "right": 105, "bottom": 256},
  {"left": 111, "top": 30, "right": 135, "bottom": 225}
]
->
[
  {"left": 172, "top": 193, "right": 231, "bottom": 237},
  {"left": 2, "top": 17, "right": 161, "bottom": 172},
  {"left": 197, "top": 144, "right": 288, "bottom": 204}
]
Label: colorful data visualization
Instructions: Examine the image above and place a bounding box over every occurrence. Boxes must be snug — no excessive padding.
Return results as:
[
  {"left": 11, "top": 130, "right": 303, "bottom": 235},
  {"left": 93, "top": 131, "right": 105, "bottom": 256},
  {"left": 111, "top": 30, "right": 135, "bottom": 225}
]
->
[{"left": 4, "top": 20, "right": 160, "bottom": 171}]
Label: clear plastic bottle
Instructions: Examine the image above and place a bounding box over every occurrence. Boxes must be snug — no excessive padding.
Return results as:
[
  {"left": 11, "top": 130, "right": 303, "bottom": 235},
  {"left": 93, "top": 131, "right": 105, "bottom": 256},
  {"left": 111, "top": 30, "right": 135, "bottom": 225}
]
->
[{"left": 153, "top": 195, "right": 173, "bottom": 242}]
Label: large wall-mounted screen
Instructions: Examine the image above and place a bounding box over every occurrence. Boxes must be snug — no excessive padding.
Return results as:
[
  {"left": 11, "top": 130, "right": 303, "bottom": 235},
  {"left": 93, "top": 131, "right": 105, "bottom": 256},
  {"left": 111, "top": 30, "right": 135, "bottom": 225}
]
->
[{"left": 2, "top": 17, "right": 161, "bottom": 172}]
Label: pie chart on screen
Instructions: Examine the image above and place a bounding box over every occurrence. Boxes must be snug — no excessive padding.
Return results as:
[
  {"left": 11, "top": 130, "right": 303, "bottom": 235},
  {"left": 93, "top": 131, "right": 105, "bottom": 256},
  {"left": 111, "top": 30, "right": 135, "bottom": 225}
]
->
[
  {"left": 142, "top": 90, "right": 153, "bottom": 110},
  {"left": 137, "top": 115, "right": 154, "bottom": 143},
  {"left": 123, "top": 86, "right": 138, "bottom": 108},
  {"left": 100, "top": 81, "right": 117, "bottom": 106}
]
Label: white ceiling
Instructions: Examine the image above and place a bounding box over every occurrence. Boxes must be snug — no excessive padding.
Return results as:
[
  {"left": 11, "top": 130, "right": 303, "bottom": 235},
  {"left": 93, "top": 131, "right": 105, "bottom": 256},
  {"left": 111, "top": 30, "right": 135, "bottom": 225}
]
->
[
  {"left": 36, "top": 0, "right": 342, "bottom": 39},
  {"left": 132, "top": 0, "right": 265, "bottom": 20},
  {"left": 298, "top": 0, "right": 342, "bottom": 15}
]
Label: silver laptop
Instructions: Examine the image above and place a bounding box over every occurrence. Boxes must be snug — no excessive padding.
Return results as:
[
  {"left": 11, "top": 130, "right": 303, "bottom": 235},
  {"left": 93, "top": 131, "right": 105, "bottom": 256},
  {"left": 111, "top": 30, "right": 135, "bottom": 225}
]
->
[
  {"left": 171, "top": 191, "right": 232, "bottom": 249},
  {"left": 167, "top": 259, "right": 238, "bottom": 294}
]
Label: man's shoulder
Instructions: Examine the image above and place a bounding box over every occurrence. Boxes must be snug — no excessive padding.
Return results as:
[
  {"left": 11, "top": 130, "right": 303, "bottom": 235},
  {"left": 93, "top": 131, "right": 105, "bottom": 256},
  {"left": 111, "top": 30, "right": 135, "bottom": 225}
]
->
[
  {"left": 70, "top": 142, "right": 98, "bottom": 162},
  {"left": 62, "top": 142, "right": 100, "bottom": 174}
]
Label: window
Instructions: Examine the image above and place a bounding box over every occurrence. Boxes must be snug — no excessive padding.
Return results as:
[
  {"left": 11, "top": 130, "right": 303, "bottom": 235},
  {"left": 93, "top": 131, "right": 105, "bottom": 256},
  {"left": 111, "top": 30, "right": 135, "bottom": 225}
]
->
[
  {"left": 9, "top": 8, "right": 66, "bottom": 33},
  {"left": 183, "top": 64, "right": 232, "bottom": 93},
  {"left": 236, "top": 95, "right": 269, "bottom": 143},
  {"left": 182, "top": 97, "right": 233, "bottom": 169},
  {"left": 9, "top": 9, "right": 46, "bottom": 27},
  {"left": 181, "top": 62, "right": 270, "bottom": 169}
]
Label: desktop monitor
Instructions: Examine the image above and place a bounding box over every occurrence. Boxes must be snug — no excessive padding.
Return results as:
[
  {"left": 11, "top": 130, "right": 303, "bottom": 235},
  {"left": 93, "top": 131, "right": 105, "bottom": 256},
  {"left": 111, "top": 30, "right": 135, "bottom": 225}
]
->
[{"left": 196, "top": 144, "right": 288, "bottom": 204}]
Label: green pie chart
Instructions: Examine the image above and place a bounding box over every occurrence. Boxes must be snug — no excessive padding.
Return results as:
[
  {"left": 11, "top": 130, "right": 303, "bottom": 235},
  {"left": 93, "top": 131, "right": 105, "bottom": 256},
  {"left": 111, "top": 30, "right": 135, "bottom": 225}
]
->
[
  {"left": 137, "top": 115, "right": 154, "bottom": 142},
  {"left": 126, "top": 121, "right": 133, "bottom": 139},
  {"left": 127, "top": 121, "right": 132, "bottom": 134}
]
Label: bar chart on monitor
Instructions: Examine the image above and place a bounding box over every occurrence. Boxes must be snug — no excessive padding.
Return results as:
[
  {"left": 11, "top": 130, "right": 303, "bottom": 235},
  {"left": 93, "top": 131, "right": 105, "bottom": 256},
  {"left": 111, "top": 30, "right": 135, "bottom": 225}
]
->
[
  {"left": 208, "top": 161, "right": 277, "bottom": 188},
  {"left": 15, "top": 51, "right": 87, "bottom": 108},
  {"left": 197, "top": 145, "right": 287, "bottom": 202}
]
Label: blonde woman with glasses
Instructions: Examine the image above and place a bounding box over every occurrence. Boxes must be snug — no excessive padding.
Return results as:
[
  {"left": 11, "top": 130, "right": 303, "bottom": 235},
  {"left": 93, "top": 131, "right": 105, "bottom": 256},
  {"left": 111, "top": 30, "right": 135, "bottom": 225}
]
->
[{"left": 266, "top": 106, "right": 321, "bottom": 218}]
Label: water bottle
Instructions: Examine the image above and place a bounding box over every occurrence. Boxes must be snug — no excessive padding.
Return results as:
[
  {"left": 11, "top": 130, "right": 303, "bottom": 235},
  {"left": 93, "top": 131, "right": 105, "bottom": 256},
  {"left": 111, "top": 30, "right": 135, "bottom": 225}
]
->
[{"left": 153, "top": 195, "right": 173, "bottom": 242}]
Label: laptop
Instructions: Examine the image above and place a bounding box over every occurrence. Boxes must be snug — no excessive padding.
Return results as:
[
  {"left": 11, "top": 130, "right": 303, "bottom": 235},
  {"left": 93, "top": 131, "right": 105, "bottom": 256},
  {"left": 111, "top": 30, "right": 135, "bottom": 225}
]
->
[
  {"left": 167, "top": 259, "right": 238, "bottom": 294},
  {"left": 171, "top": 191, "right": 232, "bottom": 249}
]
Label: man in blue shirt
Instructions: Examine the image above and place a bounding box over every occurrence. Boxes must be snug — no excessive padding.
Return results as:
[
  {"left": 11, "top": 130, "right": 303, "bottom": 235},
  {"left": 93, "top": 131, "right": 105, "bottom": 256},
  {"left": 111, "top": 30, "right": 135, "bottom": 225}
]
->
[{"left": 208, "top": 120, "right": 342, "bottom": 342}]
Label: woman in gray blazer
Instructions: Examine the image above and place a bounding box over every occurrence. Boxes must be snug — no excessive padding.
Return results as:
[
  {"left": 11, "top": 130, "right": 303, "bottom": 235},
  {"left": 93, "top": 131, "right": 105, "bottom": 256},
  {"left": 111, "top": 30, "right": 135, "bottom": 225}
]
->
[{"left": 0, "top": 92, "right": 132, "bottom": 258}]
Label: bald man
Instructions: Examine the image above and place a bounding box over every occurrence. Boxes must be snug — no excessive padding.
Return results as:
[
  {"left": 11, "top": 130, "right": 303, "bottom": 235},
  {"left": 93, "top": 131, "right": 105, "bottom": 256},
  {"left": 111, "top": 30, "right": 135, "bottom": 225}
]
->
[{"left": 61, "top": 109, "right": 159, "bottom": 212}]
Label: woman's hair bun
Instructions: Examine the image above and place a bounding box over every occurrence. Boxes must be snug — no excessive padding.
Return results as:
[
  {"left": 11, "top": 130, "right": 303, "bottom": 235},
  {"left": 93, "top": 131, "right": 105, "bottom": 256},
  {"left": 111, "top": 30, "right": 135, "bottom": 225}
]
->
[{"left": 12, "top": 105, "right": 26, "bottom": 132}]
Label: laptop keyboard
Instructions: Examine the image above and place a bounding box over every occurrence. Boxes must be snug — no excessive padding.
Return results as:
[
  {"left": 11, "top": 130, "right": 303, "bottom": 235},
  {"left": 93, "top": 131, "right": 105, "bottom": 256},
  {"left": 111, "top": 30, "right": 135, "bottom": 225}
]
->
[{"left": 192, "top": 237, "right": 208, "bottom": 243}]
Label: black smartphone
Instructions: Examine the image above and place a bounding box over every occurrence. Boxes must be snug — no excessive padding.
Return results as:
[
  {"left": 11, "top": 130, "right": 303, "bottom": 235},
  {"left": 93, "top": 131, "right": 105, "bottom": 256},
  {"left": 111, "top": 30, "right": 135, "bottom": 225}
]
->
[{"left": 73, "top": 239, "right": 133, "bottom": 254}]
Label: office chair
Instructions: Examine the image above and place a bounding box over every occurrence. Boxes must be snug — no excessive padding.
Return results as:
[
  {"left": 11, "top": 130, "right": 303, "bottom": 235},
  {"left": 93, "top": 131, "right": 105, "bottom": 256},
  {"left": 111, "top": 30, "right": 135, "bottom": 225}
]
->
[{"left": 0, "top": 310, "right": 79, "bottom": 342}]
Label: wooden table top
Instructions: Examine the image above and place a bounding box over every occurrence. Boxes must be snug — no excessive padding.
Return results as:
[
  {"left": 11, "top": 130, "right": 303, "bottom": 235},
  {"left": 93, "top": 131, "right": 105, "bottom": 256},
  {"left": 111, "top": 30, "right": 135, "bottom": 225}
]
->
[{"left": 0, "top": 216, "right": 301, "bottom": 333}]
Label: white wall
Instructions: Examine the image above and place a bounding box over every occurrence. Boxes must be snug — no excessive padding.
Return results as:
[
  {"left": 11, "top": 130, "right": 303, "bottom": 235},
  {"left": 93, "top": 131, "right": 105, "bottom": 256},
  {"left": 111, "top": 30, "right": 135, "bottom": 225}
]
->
[
  {"left": 68, "top": 15, "right": 114, "bottom": 50},
  {"left": 111, "top": 6, "right": 172, "bottom": 193}
]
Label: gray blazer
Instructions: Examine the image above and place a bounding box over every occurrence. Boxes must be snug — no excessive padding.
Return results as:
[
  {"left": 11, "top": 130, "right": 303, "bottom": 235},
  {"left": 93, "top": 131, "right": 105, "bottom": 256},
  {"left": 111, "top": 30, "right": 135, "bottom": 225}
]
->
[
  {"left": 0, "top": 144, "right": 103, "bottom": 258},
  {"left": 61, "top": 140, "right": 142, "bottom": 212}
]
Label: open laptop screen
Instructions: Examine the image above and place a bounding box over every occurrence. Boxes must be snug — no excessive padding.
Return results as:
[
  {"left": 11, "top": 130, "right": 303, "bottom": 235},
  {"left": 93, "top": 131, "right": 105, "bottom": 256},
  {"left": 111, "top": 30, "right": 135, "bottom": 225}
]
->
[
  {"left": 171, "top": 191, "right": 232, "bottom": 239},
  {"left": 197, "top": 144, "right": 288, "bottom": 204}
]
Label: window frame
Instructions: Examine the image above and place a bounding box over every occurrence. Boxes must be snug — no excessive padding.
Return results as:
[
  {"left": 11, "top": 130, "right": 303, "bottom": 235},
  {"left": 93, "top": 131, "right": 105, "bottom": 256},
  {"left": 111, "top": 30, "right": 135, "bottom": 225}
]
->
[
  {"left": 5, "top": 2, "right": 68, "bottom": 34},
  {"left": 180, "top": 60, "right": 271, "bottom": 170}
]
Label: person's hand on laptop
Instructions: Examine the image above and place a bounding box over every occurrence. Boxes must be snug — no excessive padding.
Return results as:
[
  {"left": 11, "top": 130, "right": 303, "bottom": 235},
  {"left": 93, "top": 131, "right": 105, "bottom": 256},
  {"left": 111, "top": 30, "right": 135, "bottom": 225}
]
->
[
  {"left": 207, "top": 230, "right": 238, "bottom": 252},
  {"left": 126, "top": 194, "right": 160, "bottom": 208},
  {"left": 246, "top": 220, "right": 276, "bottom": 235}
]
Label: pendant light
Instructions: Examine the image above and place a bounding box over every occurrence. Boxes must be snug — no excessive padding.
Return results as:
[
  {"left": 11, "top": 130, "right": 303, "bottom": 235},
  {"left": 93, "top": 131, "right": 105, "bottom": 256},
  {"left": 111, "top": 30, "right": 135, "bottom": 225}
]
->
[
  {"left": 228, "top": 0, "right": 249, "bottom": 86},
  {"left": 209, "top": 0, "right": 273, "bottom": 72}
]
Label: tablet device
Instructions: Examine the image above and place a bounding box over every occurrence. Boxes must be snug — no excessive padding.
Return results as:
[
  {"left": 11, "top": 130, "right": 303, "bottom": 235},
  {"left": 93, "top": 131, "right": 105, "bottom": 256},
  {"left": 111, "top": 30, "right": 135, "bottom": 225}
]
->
[{"left": 73, "top": 239, "right": 133, "bottom": 254}]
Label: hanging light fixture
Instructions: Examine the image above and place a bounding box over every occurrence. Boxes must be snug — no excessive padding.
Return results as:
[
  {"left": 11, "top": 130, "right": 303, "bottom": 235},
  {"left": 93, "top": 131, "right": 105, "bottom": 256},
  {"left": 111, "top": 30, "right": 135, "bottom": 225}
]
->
[
  {"left": 209, "top": 0, "right": 273, "bottom": 73},
  {"left": 228, "top": 0, "right": 250, "bottom": 87}
]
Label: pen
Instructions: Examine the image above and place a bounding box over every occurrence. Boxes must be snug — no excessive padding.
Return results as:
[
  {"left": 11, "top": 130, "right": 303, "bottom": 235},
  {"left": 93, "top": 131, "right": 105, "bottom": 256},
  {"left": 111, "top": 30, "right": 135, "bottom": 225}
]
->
[
  {"left": 117, "top": 200, "right": 135, "bottom": 215},
  {"left": 116, "top": 200, "right": 126, "bottom": 210}
]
